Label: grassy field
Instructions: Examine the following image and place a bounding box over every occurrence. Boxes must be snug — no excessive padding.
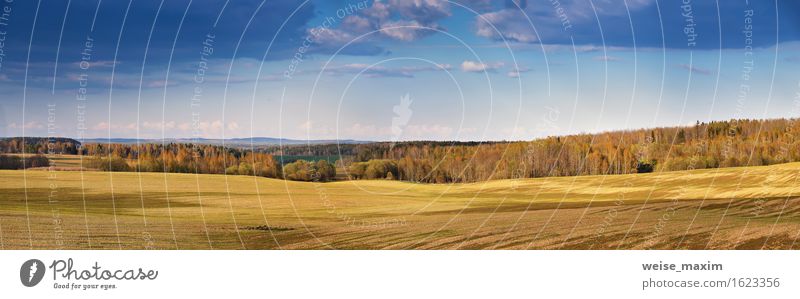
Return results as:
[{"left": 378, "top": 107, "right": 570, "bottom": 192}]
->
[{"left": 1, "top": 155, "right": 799, "bottom": 249}]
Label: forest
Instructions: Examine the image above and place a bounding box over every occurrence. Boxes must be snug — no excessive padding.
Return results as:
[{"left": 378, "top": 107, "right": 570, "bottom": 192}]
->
[
  {"left": 1, "top": 118, "right": 798, "bottom": 183},
  {"left": 342, "top": 118, "right": 800, "bottom": 183},
  {"left": 0, "top": 137, "right": 81, "bottom": 154}
]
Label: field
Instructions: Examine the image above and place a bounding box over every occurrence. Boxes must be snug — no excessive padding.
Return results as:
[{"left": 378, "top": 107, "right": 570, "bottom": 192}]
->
[{"left": 1, "top": 155, "right": 799, "bottom": 249}]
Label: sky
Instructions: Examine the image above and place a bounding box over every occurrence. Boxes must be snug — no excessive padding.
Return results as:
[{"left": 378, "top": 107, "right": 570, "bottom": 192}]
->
[{"left": 0, "top": 0, "right": 799, "bottom": 141}]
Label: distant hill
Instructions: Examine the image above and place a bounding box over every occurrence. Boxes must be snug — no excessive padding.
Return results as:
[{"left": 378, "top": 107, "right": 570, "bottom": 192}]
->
[
  {"left": 0, "top": 136, "right": 368, "bottom": 153},
  {"left": 78, "top": 137, "right": 369, "bottom": 146}
]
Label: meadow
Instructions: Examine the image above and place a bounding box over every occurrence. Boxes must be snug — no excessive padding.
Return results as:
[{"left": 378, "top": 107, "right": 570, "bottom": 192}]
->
[{"left": 0, "top": 155, "right": 799, "bottom": 249}]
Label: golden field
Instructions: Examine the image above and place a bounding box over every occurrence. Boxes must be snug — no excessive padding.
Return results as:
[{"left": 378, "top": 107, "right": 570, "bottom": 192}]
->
[{"left": 1, "top": 156, "right": 799, "bottom": 249}]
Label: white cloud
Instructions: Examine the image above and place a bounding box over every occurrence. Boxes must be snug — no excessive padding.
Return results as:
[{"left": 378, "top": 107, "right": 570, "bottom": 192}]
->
[
  {"left": 461, "top": 60, "right": 504, "bottom": 73},
  {"left": 316, "top": 0, "right": 451, "bottom": 44},
  {"left": 207, "top": 120, "right": 223, "bottom": 131},
  {"left": 90, "top": 122, "right": 137, "bottom": 132},
  {"left": 388, "top": 0, "right": 451, "bottom": 24},
  {"left": 475, "top": 9, "right": 538, "bottom": 43},
  {"left": 341, "top": 15, "right": 373, "bottom": 33},
  {"left": 141, "top": 121, "right": 176, "bottom": 130},
  {"left": 452, "top": 0, "right": 493, "bottom": 12},
  {"left": 91, "top": 122, "right": 109, "bottom": 131},
  {"left": 380, "top": 20, "right": 437, "bottom": 42},
  {"left": 7, "top": 121, "right": 44, "bottom": 130},
  {"left": 362, "top": 0, "right": 390, "bottom": 21},
  {"left": 474, "top": 0, "right": 655, "bottom": 44}
]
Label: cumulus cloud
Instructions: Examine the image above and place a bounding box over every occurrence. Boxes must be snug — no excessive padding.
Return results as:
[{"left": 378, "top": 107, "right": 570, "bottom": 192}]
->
[
  {"left": 341, "top": 15, "right": 373, "bottom": 33},
  {"left": 471, "top": 1, "right": 793, "bottom": 50},
  {"left": 388, "top": 0, "right": 451, "bottom": 24},
  {"left": 374, "top": 0, "right": 450, "bottom": 41},
  {"left": 473, "top": 0, "right": 657, "bottom": 45},
  {"left": 178, "top": 120, "right": 241, "bottom": 138},
  {"left": 452, "top": 0, "right": 494, "bottom": 12},
  {"left": 83, "top": 119, "right": 242, "bottom": 138},
  {"left": 380, "top": 20, "right": 439, "bottom": 42},
  {"left": 309, "top": 27, "right": 385, "bottom": 56},
  {"left": 315, "top": 0, "right": 452, "bottom": 51},
  {"left": 461, "top": 60, "right": 504, "bottom": 73},
  {"left": 362, "top": 0, "right": 391, "bottom": 21},
  {"left": 475, "top": 9, "right": 538, "bottom": 43}
]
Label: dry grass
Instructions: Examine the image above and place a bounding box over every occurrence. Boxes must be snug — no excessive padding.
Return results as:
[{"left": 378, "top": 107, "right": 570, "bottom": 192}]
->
[{"left": 1, "top": 157, "right": 799, "bottom": 249}]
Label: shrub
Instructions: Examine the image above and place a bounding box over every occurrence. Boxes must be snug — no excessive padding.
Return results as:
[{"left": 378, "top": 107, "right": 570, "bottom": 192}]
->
[
  {"left": 137, "top": 158, "right": 163, "bottom": 172},
  {"left": 362, "top": 160, "right": 398, "bottom": 180},
  {"left": 0, "top": 154, "right": 51, "bottom": 169},
  {"left": 282, "top": 159, "right": 336, "bottom": 182},
  {"left": 283, "top": 160, "right": 313, "bottom": 181},
  {"left": 722, "top": 157, "right": 740, "bottom": 168},
  {"left": 348, "top": 162, "right": 368, "bottom": 179},
  {"left": 103, "top": 156, "right": 130, "bottom": 172},
  {"left": 238, "top": 162, "right": 253, "bottom": 176},
  {"left": 636, "top": 160, "right": 654, "bottom": 173},
  {"left": 252, "top": 162, "right": 280, "bottom": 178},
  {"left": 225, "top": 165, "right": 239, "bottom": 175},
  {"left": 25, "top": 155, "right": 51, "bottom": 168},
  {"left": 315, "top": 160, "right": 336, "bottom": 181},
  {"left": 0, "top": 155, "right": 23, "bottom": 169}
]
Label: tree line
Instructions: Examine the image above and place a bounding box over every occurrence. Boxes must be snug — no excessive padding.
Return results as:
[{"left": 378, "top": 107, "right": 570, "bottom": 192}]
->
[
  {"left": 0, "top": 138, "right": 338, "bottom": 182},
  {"left": 3, "top": 118, "right": 798, "bottom": 183},
  {"left": 0, "top": 154, "right": 51, "bottom": 170},
  {"left": 0, "top": 137, "right": 81, "bottom": 154},
  {"left": 342, "top": 118, "right": 800, "bottom": 183},
  {"left": 79, "top": 143, "right": 283, "bottom": 178}
]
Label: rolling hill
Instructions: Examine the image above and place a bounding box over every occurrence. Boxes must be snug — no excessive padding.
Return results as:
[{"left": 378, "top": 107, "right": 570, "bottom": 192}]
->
[{"left": 0, "top": 158, "right": 797, "bottom": 249}]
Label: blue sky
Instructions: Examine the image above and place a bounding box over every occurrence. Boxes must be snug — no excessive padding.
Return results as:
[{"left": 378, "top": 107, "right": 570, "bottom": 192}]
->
[{"left": 0, "top": 0, "right": 799, "bottom": 141}]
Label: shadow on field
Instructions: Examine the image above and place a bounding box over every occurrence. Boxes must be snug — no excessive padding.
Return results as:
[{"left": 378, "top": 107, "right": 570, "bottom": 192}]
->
[{"left": 0, "top": 187, "right": 202, "bottom": 215}]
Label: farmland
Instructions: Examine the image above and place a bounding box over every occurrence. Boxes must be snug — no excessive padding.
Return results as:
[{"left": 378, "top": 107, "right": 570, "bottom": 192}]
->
[{"left": 0, "top": 157, "right": 799, "bottom": 249}]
